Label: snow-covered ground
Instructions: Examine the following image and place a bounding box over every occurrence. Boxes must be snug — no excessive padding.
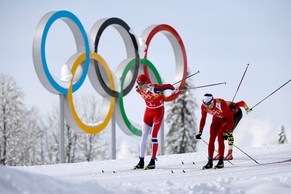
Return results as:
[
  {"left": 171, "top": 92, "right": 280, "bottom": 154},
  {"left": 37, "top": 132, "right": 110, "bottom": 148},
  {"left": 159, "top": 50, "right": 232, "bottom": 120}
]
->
[{"left": 1, "top": 143, "right": 291, "bottom": 194}]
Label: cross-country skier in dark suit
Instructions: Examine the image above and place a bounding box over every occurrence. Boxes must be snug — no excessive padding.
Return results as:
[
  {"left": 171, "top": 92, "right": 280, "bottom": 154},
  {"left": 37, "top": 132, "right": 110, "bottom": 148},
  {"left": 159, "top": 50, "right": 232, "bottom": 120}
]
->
[{"left": 213, "top": 100, "right": 251, "bottom": 160}]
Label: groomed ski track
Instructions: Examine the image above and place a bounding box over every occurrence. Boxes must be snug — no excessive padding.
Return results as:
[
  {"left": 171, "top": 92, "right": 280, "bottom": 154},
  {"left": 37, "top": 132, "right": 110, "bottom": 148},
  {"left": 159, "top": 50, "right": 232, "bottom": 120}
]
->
[{"left": 13, "top": 143, "right": 291, "bottom": 194}]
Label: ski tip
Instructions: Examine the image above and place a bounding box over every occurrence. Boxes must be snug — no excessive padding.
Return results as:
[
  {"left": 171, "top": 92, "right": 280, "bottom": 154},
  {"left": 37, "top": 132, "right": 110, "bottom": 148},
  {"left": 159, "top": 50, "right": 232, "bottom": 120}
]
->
[
  {"left": 202, "top": 166, "right": 213, "bottom": 170},
  {"left": 214, "top": 166, "right": 224, "bottom": 169},
  {"left": 145, "top": 168, "right": 155, "bottom": 170},
  {"left": 133, "top": 165, "right": 144, "bottom": 170}
]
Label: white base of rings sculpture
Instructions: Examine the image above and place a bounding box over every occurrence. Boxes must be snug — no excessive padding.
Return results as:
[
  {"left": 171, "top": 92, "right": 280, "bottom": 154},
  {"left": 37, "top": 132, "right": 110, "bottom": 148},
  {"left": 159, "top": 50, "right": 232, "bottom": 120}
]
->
[{"left": 33, "top": 10, "right": 188, "bottom": 136}]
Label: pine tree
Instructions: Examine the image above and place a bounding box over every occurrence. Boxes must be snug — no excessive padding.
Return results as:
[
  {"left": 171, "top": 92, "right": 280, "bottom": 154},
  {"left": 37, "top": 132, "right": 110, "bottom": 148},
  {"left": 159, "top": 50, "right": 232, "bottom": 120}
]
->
[
  {"left": 165, "top": 73, "right": 199, "bottom": 154},
  {"left": 278, "top": 125, "right": 288, "bottom": 144}
]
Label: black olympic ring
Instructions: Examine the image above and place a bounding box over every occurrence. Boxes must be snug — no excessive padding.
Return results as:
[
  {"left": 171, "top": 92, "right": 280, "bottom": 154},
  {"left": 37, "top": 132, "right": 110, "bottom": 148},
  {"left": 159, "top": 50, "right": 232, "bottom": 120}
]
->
[{"left": 91, "top": 18, "right": 140, "bottom": 98}]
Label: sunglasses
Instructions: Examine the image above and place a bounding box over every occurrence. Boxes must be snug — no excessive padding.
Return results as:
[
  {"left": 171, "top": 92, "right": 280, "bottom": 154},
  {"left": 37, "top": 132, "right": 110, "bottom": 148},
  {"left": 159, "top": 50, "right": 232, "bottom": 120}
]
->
[
  {"left": 137, "top": 81, "right": 145, "bottom": 86},
  {"left": 203, "top": 99, "right": 213, "bottom": 107}
]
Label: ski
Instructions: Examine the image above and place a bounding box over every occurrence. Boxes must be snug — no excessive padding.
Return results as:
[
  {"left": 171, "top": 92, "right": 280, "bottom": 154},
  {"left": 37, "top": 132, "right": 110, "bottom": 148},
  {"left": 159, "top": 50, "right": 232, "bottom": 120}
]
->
[
  {"left": 202, "top": 167, "right": 222, "bottom": 170},
  {"left": 202, "top": 167, "right": 215, "bottom": 170},
  {"left": 202, "top": 167, "right": 224, "bottom": 170},
  {"left": 133, "top": 168, "right": 144, "bottom": 170},
  {"left": 133, "top": 166, "right": 144, "bottom": 170},
  {"left": 104, "top": 159, "right": 291, "bottom": 173},
  {"left": 261, "top": 159, "right": 291, "bottom": 165},
  {"left": 214, "top": 166, "right": 224, "bottom": 169},
  {"left": 106, "top": 160, "right": 197, "bottom": 173},
  {"left": 144, "top": 167, "right": 155, "bottom": 170}
]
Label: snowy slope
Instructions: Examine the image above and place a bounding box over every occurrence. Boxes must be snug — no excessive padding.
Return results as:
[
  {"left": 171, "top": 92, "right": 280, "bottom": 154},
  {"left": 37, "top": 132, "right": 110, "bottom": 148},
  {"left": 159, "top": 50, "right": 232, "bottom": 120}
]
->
[{"left": 1, "top": 144, "right": 291, "bottom": 194}]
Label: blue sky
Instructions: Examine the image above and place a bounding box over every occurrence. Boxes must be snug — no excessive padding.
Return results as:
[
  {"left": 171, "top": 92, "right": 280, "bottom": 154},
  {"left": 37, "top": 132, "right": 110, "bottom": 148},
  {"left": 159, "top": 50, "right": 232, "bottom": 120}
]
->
[{"left": 1, "top": 0, "right": 291, "bottom": 148}]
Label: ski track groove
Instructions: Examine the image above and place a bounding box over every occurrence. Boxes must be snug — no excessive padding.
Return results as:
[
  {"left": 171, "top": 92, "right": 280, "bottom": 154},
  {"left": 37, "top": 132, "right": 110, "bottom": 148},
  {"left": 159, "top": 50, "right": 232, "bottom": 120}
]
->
[
  {"left": 61, "top": 157, "right": 291, "bottom": 186},
  {"left": 16, "top": 144, "right": 291, "bottom": 193}
]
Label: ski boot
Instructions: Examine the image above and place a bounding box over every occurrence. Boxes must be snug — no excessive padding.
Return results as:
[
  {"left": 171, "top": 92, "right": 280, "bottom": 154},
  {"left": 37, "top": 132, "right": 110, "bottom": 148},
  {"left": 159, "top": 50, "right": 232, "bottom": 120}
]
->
[
  {"left": 145, "top": 158, "right": 156, "bottom": 170},
  {"left": 224, "top": 150, "right": 233, "bottom": 160},
  {"left": 213, "top": 153, "right": 220, "bottom": 160},
  {"left": 214, "top": 158, "right": 224, "bottom": 169},
  {"left": 202, "top": 158, "right": 213, "bottom": 169},
  {"left": 134, "top": 157, "right": 144, "bottom": 169}
]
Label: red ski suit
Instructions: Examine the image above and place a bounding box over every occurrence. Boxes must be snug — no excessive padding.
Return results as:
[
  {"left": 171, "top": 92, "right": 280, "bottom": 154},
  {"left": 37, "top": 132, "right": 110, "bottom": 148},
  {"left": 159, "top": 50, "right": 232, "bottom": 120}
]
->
[
  {"left": 227, "top": 101, "right": 249, "bottom": 114},
  {"left": 199, "top": 98, "right": 234, "bottom": 159},
  {"left": 136, "top": 83, "right": 175, "bottom": 159}
]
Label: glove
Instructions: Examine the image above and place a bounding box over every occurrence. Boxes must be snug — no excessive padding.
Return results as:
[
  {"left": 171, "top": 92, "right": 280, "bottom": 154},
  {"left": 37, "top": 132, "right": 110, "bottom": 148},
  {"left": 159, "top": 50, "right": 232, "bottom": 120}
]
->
[
  {"left": 245, "top": 107, "right": 252, "bottom": 114},
  {"left": 227, "top": 133, "right": 234, "bottom": 142},
  {"left": 171, "top": 87, "right": 179, "bottom": 94},
  {"left": 196, "top": 131, "right": 202, "bottom": 139},
  {"left": 222, "top": 131, "right": 232, "bottom": 140}
]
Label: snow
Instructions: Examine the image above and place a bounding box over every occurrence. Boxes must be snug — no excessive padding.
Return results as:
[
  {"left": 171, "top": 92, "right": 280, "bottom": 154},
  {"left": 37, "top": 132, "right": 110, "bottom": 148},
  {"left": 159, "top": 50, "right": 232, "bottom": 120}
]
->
[{"left": 1, "top": 144, "right": 291, "bottom": 194}]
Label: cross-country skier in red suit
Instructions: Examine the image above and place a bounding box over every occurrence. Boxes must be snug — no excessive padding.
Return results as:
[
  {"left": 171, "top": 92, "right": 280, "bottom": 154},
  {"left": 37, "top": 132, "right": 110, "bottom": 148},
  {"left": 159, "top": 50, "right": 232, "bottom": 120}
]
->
[
  {"left": 213, "top": 100, "right": 251, "bottom": 160},
  {"left": 195, "top": 93, "right": 234, "bottom": 169},
  {"left": 134, "top": 74, "right": 179, "bottom": 170}
]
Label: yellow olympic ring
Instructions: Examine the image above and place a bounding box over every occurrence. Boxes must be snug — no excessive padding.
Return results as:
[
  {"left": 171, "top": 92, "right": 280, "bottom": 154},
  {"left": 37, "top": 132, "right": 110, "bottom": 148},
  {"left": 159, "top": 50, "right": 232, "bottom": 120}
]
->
[{"left": 65, "top": 52, "right": 115, "bottom": 134}]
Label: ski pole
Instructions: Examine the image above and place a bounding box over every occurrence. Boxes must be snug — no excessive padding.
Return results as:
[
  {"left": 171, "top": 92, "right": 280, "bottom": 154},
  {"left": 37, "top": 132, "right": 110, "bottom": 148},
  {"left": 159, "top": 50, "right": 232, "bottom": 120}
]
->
[
  {"left": 182, "top": 82, "right": 226, "bottom": 90},
  {"left": 172, "top": 70, "right": 200, "bottom": 85},
  {"left": 250, "top": 78, "right": 291, "bottom": 110},
  {"left": 233, "top": 144, "right": 260, "bottom": 165},
  {"left": 232, "top": 64, "right": 249, "bottom": 102},
  {"left": 201, "top": 138, "right": 234, "bottom": 165}
]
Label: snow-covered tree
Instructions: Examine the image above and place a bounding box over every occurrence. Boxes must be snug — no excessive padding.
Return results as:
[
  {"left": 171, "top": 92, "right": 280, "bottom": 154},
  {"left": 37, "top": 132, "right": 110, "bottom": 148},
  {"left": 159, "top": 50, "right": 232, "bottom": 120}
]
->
[
  {"left": 165, "top": 73, "right": 199, "bottom": 154},
  {"left": 41, "top": 106, "right": 62, "bottom": 164},
  {"left": 42, "top": 94, "right": 111, "bottom": 164},
  {"left": 278, "top": 125, "right": 288, "bottom": 144},
  {"left": 0, "top": 73, "right": 44, "bottom": 166},
  {"left": 64, "top": 122, "right": 78, "bottom": 163},
  {"left": 42, "top": 105, "right": 84, "bottom": 164},
  {"left": 75, "top": 94, "right": 110, "bottom": 161},
  {"left": 0, "top": 73, "right": 112, "bottom": 165},
  {"left": 16, "top": 107, "right": 44, "bottom": 166},
  {"left": 0, "top": 73, "right": 25, "bottom": 165}
]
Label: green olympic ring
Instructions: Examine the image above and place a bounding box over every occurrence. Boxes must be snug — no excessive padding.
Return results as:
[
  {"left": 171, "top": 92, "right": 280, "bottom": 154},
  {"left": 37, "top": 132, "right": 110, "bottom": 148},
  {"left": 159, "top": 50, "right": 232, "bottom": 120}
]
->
[{"left": 116, "top": 58, "right": 162, "bottom": 136}]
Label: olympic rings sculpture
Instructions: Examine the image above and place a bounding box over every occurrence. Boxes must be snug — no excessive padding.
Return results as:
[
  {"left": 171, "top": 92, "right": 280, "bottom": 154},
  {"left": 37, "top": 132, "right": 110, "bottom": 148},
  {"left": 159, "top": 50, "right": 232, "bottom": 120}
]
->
[{"left": 33, "top": 10, "right": 188, "bottom": 136}]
